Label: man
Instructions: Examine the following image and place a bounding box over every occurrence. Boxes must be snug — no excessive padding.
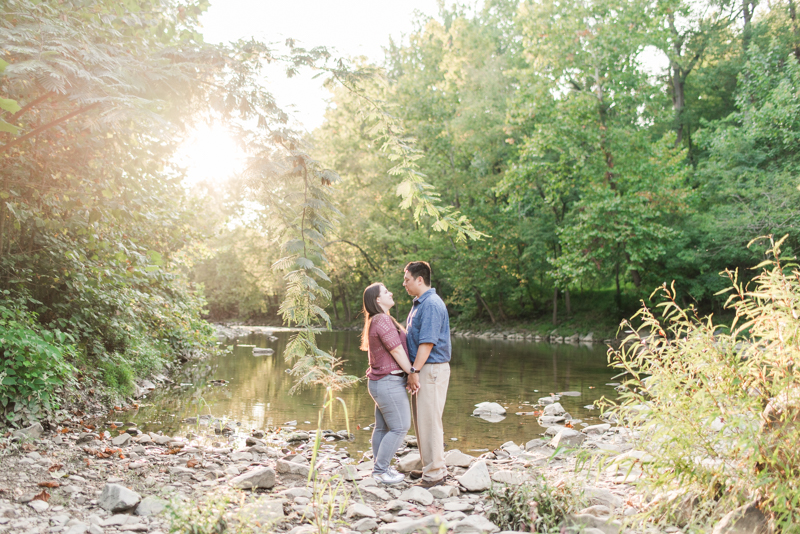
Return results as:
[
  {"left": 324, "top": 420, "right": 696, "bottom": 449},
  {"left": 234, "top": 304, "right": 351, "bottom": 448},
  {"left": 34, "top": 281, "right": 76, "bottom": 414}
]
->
[{"left": 403, "top": 261, "right": 451, "bottom": 488}]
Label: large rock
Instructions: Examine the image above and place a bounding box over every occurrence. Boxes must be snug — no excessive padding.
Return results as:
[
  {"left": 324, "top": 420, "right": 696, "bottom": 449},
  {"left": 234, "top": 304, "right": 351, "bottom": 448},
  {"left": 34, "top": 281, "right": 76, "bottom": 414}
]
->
[
  {"left": 28, "top": 500, "right": 49, "bottom": 512},
  {"left": 430, "top": 485, "right": 459, "bottom": 499},
  {"left": 362, "top": 486, "right": 392, "bottom": 501},
  {"left": 491, "top": 470, "right": 527, "bottom": 485},
  {"left": 230, "top": 467, "right": 276, "bottom": 489},
  {"left": 456, "top": 460, "right": 491, "bottom": 492},
  {"left": 354, "top": 518, "right": 380, "bottom": 532},
  {"left": 135, "top": 496, "right": 166, "bottom": 517},
  {"left": 472, "top": 402, "right": 506, "bottom": 416},
  {"left": 549, "top": 428, "right": 586, "bottom": 448},
  {"left": 276, "top": 459, "right": 310, "bottom": 477},
  {"left": 378, "top": 515, "right": 448, "bottom": 534},
  {"left": 346, "top": 503, "right": 378, "bottom": 519},
  {"left": 583, "top": 424, "right": 611, "bottom": 435},
  {"left": 445, "top": 450, "right": 476, "bottom": 468},
  {"left": 399, "top": 486, "right": 434, "bottom": 506},
  {"left": 452, "top": 515, "right": 500, "bottom": 533},
  {"left": 711, "top": 502, "right": 772, "bottom": 534},
  {"left": 543, "top": 402, "right": 566, "bottom": 416},
  {"left": 583, "top": 487, "right": 623, "bottom": 509},
  {"left": 99, "top": 483, "right": 141, "bottom": 513},
  {"left": 230, "top": 451, "right": 253, "bottom": 462},
  {"left": 13, "top": 423, "right": 44, "bottom": 441},
  {"left": 397, "top": 452, "right": 422, "bottom": 472},
  {"left": 111, "top": 433, "right": 131, "bottom": 447}
]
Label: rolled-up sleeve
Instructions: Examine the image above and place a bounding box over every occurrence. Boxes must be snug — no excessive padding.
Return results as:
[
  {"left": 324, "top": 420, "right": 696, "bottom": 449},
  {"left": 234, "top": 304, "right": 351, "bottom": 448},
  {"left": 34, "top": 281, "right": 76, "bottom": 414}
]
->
[{"left": 373, "top": 315, "right": 402, "bottom": 351}]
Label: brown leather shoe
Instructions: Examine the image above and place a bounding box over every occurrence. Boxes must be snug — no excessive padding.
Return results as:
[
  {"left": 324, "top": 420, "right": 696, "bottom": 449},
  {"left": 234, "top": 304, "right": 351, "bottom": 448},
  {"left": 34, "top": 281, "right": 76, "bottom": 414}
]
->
[
  {"left": 414, "top": 476, "right": 445, "bottom": 488},
  {"left": 409, "top": 470, "right": 423, "bottom": 480}
]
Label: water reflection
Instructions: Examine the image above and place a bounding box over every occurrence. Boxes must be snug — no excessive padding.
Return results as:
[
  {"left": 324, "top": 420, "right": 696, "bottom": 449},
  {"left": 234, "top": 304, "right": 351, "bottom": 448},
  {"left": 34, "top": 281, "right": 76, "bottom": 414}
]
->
[{"left": 129, "top": 330, "right": 618, "bottom": 454}]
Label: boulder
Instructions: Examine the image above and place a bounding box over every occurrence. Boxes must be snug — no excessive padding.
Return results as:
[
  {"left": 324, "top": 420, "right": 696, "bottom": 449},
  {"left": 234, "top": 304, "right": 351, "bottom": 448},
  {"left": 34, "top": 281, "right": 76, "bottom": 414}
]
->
[
  {"left": 445, "top": 450, "right": 476, "bottom": 468},
  {"left": 99, "top": 483, "right": 141, "bottom": 513},
  {"left": 452, "top": 515, "right": 500, "bottom": 533},
  {"left": 346, "top": 503, "right": 378, "bottom": 519},
  {"left": 549, "top": 428, "right": 586, "bottom": 448},
  {"left": 543, "top": 402, "right": 566, "bottom": 416},
  {"left": 276, "top": 459, "right": 310, "bottom": 477},
  {"left": 135, "top": 496, "right": 166, "bottom": 517},
  {"left": 397, "top": 452, "right": 422, "bottom": 472},
  {"left": 456, "top": 460, "right": 491, "bottom": 492},
  {"left": 230, "top": 467, "right": 276, "bottom": 489},
  {"left": 399, "top": 486, "right": 434, "bottom": 506},
  {"left": 711, "top": 502, "right": 772, "bottom": 534}
]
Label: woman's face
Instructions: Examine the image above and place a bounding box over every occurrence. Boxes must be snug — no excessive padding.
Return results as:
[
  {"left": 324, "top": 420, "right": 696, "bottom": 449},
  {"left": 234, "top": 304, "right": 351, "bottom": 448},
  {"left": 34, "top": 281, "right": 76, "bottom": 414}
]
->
[{"left": 375, "top": 284, "right": 395, "bottom": 312}]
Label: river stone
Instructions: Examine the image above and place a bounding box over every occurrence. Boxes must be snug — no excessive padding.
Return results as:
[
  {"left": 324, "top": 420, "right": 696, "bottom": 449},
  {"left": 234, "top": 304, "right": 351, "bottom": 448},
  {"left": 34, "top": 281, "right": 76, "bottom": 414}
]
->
[
  {"left": 583, "top": 487, "right": 623, "bottom": 509},
  {"left": 354, "top": 518, "right": 380, "bottom": 532},
  {"left": 584, "top": 423, "right": 611, "bottom": 435},
  {"left": 378, "top": 514, "right": 448, "bottom": 534},
  {"left": 525, "top": 438, "right": 548, "bottom": 450},
  {"left": 491, "top": 470, "right": 527, "bottom": 485},
  {"left": 538, "top": 396, "right": 558, "bottom": 405},
  {"left": 456, "top": 460, "right": 491, "bottom": 492},
  {"left": 278, "top": 487, "right": 312, "bottom": 499},
  {"left": 472, "top": 402, "right": 506, "bottom": 416},
  {"left": 362, "top": 486, "right": 392, "bottom": 500},
  {"left": 430, "top": 485, "right": 459, "bottom": 499},
  {"left": 444, "top": 501, "right": 474, "bottom": 512},
  {"left": 579, "top": 505, "right": 612, "bottom": 518},
  {"left": 99, "top": 483, "right": 141, "bottom": 512},
  {"left": 13, "top": 422, "right": 44, "bottom": 441},
  {"left": 276, "top": 459, "right": 310, "bottom": 477},
  {"left": 711, "top": 502, "right": 772, "bottom": 534},
  {"left": 549, "top": 428, "right": 586, "bottom": 448},
  {"left": 65, "top": 524, "right": 89, "bottom": 534},
  {"left": 111, "top": 433, "right": 132, "bottom": 447},
  {"left": 558, "top": 391, "right": 582, "bottom": 397},
  {"left": 287, "top": 432, "right": 310, "bottom": 442},
  {"left": 347, "top": 503, "right": 377, "bottom": 519},
  {"left": 445, "top": 450, "right": 475, "bottom": 468},
  {"left": 543, "top": 402, "right": 566, "bottom": 416},
  {"left": 397, "top": 452, "right": 422, "bottom": 472},
  {"left": 28, "top": 500, "right": 49, "bottom": 512},
  {"left": 230, "top": 451, "right": 253, "bottom": 462},
  {"left": 453, "top": 515, "right": 500, "bottom": 533},
  {"left": 230, "top": 467, "right": 276, "bottom": 489},
  {"left": 242, "top": 499, "right": 284, "bottom": 523},
  {"left": 539, "top": 415, "right": 566, "bottom": 425},
  {"left": 337, "top": 465, "right": 360, "bottom": 481},
  {"left": 134, "top": 434, "right": 152, "bottom": 444},
  {"left": 399, "top": 486, "right": 434, "bottom": 506},
  {"left": 135, "top": 496, "right": 166, "bottom": 517},
  {"left": 565, "top": 513, "right": 621, "bottom": 534},
  {"left": 150, "top": 434, "right": 173, "bottom": 445}
]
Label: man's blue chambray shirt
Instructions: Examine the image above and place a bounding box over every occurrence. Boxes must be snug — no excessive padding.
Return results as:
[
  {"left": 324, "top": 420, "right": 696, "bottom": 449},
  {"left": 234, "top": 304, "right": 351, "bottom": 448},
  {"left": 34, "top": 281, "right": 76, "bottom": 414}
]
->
[{"left": 405, "top": 288, "right": 451, "bottom": 364}]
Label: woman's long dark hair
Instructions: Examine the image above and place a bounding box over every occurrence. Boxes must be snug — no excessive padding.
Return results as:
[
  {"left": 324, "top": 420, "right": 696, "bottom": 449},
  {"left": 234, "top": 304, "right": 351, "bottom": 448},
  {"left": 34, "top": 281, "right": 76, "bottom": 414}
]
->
[{"left": 360, "top": 283, "right": 405, "bottom": 351}]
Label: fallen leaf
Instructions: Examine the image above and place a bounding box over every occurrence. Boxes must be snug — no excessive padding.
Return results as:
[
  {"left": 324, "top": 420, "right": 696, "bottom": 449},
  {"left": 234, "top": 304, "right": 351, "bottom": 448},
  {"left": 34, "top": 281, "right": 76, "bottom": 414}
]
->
[
  {"left": 32, "top": 490, "right": 50, "bottom": 502},
  {"left": 48, "top": 464, "right": 63, "bottom": 472},
  {"left": 187, "top": 458, "right": 198, "bottom": 468},
  {"left": 37, "top": 481, "right": 59, "bottom": 488}
]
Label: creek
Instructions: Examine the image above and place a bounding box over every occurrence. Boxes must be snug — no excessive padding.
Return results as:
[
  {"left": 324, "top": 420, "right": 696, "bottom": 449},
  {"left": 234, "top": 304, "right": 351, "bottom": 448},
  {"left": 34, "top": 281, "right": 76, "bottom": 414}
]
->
[{"left": 128, "top": 329, "right": 620, "bottom": 456}]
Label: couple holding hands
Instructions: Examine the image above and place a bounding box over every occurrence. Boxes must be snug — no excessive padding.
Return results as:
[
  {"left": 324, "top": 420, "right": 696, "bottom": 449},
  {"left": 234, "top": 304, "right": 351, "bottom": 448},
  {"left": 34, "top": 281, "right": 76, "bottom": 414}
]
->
[{"left": 360, "top": 261, "right": 451, "bottom": 488}]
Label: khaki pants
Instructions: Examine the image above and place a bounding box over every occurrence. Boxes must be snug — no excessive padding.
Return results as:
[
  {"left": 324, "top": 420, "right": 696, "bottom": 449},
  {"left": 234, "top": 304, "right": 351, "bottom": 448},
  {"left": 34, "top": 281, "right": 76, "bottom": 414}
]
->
[{"left": 411, "top": 362, "right": 450, "bottom": 482}]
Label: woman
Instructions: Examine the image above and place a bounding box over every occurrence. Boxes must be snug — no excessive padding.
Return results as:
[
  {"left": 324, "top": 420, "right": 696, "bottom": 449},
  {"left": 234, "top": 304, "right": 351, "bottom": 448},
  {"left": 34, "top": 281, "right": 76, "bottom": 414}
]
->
[{"left": 361, "top": 282, "right": 416, "bottom": 485}]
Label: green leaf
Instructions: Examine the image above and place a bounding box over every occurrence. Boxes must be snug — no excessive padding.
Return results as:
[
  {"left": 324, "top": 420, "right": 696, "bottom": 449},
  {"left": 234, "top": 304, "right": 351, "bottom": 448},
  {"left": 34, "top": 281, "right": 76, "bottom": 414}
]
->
[{"left": 0, "top": 120, "right": 18, "bottom": 134}]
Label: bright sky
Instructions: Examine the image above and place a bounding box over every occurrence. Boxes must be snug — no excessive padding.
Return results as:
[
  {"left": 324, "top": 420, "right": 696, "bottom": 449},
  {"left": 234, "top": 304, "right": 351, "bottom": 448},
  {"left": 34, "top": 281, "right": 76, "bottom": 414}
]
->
[{"left": 178, "top": 0, "right": 444, "bottom": 185}]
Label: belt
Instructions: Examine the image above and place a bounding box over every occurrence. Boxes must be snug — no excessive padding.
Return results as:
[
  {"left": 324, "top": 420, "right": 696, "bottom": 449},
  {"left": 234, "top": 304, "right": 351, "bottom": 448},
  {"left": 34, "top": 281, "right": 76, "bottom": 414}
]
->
[{"left": 389, "top": 370, "right": 407, "bottom": 377}]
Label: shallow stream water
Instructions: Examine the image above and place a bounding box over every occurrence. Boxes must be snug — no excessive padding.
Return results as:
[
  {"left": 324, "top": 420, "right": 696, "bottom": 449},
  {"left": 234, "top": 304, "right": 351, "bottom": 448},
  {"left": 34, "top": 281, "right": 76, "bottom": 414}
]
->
[{"left": 128, "top": 330, "right": 620, "bottom": 455}]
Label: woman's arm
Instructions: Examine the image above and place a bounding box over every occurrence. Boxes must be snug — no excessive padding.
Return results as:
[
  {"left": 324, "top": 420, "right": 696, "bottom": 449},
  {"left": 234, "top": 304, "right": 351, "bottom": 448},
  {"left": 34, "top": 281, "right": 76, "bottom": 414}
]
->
[{"left": 389, "top": 345, "right": 413, "bottom": 374}]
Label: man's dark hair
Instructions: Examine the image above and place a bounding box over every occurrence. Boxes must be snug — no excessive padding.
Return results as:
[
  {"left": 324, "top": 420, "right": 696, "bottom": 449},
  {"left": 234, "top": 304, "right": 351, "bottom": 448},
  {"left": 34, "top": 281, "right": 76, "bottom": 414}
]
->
[{"left": 405, "top": 261, "right": 431, "bottom": 286}]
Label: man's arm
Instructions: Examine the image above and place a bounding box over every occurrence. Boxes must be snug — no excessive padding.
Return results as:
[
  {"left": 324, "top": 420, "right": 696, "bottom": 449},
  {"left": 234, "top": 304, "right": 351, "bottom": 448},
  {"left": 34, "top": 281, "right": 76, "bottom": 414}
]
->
[{"left": 406, "top": 342, "right": 433, "bottom": 393}]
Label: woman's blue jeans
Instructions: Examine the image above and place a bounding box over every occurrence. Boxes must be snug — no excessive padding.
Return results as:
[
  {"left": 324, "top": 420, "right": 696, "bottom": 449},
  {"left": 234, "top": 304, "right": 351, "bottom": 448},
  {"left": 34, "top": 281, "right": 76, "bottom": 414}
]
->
[{"left": 367, "top": 374, "right": 411, "bottom": 474}]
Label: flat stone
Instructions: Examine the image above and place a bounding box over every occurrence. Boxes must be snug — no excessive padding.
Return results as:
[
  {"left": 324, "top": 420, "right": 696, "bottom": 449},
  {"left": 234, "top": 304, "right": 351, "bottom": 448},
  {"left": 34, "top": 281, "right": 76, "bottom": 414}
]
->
[
  {"left": 453, "top": 515, "right": 500, "bottom": 533},
  {"left": 287, "top": 432, "right": 310, "bottom": 442},
  {"left": 51, "top": 514, "right": 71, "bottom": 526},
  {"left": 491, "top": 470, "right": 527, "bottom": 485},
  {"left": 584, "top": 424, "right": 611, "bottom": 436},
  {"left": 276, "top": 459, "right": 310, "bottom": 477},
  {"left": 230, "top": 467, "right": 276, "bottom": 489},
  {"left": 398, "top": 486, "right": 434, "bottom": 506},
  {"left": 549, "top": 428, "right": 586, "bottom": 448},
  {"left": 711, "top": 502, "right": 772, "bottom": 534},
  {"left": 65, "top": 523, "right": 89, "bottom": 534},
  {"left": 28, "top": 500, "right": 49, "bottom": 512},
  {"left": 134, "top": 434, "right": 152, "bottom": 444},
  {"left": 102, "top": 515, "right": 136, "bottom": 526},
  {"left": 377, "top": 515, "right": 448, "bottom": 534},
  {"left": 230, "top": 451, "right": 253, "bottom": 462},
  {"left": 456, "top": 460, "right": 491, "bottom": 492},
  {"left": 472, "top": 402, "right": 506, "bottom": 416},
  {"left": 362, "top": 486, "right": 392, "bottom": 501},
  {"left": 111, "top": 433, "right": 132, "bottom": 447},
  {"left": 346, "top": 503, "right": 377, "bottom": 519},
  {"left": 397, "top": 452, "right": 422, "bottom": 472},
  {"left": 13, "top": 422, "right": 44, "bottom": 440},
  {"left": 99, "top": 483, "right": 141, "bottom": 513},
  {"left": 444, "top": 501, "right": 474, "bottom": 512},
  {"left": 445, "top": 450, "right": 475, "bottom": 468},
  {"left": 429, "top": 485, "right": 459, "bottom": 499},
  {"left": 565, "top": 513, "right": 621, "bottom": 534},
  {"left": 354, "top": 518, "right": 380, "bottom": 532},
  {"left": 135, "top": 496, "right": 166, "bottom": 516},
  {"left": 525, "top": 438, "right": 548, "bottom": 450}
]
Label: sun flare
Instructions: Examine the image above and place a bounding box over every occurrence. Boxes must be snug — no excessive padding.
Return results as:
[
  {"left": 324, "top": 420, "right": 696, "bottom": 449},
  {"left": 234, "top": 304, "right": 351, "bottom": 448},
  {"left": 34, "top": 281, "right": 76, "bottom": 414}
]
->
[{"left": 176, "top": 124, "right": 246, "bottom": 187}]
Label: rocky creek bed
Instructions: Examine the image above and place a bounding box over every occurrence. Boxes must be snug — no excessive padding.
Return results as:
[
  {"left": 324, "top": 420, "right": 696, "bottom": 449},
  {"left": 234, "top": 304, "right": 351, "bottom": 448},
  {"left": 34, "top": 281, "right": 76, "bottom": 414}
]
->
[{"left": 0, "top": 395, "right": 668, "bottom": 534}]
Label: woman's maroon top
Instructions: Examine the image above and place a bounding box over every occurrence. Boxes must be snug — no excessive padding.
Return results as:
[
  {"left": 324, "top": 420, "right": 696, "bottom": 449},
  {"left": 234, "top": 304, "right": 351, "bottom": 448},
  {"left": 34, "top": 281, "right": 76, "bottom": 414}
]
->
[{"left": 367, "top": 314, "right": 408, "bottom": 380}]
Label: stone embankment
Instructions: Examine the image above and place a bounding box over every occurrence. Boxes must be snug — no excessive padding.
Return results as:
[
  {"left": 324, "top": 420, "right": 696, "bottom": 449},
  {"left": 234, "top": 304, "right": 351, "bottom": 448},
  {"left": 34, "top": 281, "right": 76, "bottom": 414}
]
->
[{"left": 0, "top": 395, "right": 651, "bottom": 534}]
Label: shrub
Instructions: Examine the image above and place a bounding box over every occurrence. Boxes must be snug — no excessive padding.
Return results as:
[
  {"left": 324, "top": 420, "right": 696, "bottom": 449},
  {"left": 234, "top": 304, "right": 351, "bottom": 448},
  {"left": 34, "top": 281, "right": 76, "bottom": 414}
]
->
[
  {"left": 0, "top": 295, "right": 77, "bottom": 425},
  {"left": 486, "top": 476, "right": 585, "bottom": 533},
  {"left": 605, "top": 235, "right": 800, "bottom": 529}
]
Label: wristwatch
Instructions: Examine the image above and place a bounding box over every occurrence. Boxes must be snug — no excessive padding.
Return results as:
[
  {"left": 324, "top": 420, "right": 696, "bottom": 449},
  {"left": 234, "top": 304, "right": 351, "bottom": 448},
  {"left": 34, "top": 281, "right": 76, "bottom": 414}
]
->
[{"left": 409, "top": 366, "right": 421, "bottom": 374}]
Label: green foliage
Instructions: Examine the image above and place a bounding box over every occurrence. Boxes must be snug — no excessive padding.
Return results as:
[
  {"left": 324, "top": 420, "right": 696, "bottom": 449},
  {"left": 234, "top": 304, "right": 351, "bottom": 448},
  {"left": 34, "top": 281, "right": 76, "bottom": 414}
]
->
[
  {"left": 605, "top": 235, "right": 800, "bottom": 528},
  {"left": 486, "top": 476, "right": 585, "bottom": 533},
  {"left": 168, "top": 494, "right": 229, "bottom": 534},
  {"left": 0, "top": 295, "right": 77, "bottom": 424}
]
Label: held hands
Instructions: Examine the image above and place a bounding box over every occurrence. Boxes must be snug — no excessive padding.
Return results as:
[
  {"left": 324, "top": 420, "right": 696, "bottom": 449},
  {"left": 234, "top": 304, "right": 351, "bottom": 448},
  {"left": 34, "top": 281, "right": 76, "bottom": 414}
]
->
[{"left": 406, "top": 372, "right": 420, "bottom": 394}]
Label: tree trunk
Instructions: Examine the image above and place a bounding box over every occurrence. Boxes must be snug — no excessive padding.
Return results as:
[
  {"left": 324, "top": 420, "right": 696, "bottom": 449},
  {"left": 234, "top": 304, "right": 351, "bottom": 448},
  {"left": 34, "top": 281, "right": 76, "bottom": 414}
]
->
[
  {"left": 497, "top": 294, "right": 509, "bottom": 321},
  {"left": 330, "top": 288, "right": 340, "bottom": 321},
  {"left": 474, "top": 289, "right": 496, "bottom": 324},
  {"left": 790, "top": 0, "right": 800, "bottom": 62},
  {"left": 631, "top": 269, "right": 642, "bottom": 288},
  {"left": 742, "top": 0, "right": 755, "bottom": 51},
  {"left": 615, "top": 262, "right": 622, "bottom": 311},
  {"left": 340, "top": 285, "right": 351, "bottom": 322},
  {"left": 0, "top": 201, "right": 4, "bottom": 260},
  {"left": 564, "top": 288, "right": 571, "bottom": 316},
  {"left": 672, "top": 59, "right": 686, "bottom": 146},
  {"left": 552, "top": 288, "right": 558, "bottom": 326}
]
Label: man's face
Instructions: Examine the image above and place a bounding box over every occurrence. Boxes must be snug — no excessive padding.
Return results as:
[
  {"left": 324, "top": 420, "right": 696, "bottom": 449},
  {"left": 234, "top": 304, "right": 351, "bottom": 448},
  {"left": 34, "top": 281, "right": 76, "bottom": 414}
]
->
[{"left": 403, "top": 270, "right": 419, "bottom": 297}]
